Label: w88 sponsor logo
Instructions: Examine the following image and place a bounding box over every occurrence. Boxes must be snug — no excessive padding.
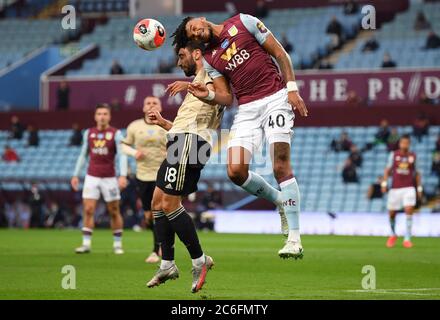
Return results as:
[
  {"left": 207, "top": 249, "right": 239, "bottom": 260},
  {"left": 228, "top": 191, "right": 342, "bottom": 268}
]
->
[{"left": 225, "top": 49, "right": 250, "bottom": 71}]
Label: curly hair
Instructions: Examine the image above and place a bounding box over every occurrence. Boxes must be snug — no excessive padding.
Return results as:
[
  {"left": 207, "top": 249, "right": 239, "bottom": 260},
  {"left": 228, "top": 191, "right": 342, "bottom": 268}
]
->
[{"left": 171, "top": 16, "right": 193, "bottom": 53}]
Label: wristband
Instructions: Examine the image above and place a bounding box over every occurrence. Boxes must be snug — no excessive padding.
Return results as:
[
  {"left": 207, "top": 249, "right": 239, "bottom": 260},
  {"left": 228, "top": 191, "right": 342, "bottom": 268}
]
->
[
  {"left": 417, "top": 186, "right": 423, "bottom": 193},
  {"left": 286, "top": 81, "right": 298, "bottom": 92},
  {"left": 380, "top": 181, "right": 387, "bottom": 188},
  {"left": 206, "top": 90, "right": 215, "bottom": 101}
]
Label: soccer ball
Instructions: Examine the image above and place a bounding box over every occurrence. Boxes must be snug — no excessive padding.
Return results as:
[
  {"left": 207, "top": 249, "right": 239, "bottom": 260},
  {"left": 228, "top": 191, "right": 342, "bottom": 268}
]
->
[{"left": 133, "top": 18, "right": 166, "bottom": 51}]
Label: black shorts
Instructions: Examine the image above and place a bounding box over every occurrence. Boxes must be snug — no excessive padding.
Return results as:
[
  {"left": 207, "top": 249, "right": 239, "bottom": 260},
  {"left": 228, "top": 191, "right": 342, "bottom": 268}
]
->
[
  {"left": 156, "top": 133, "right": 211, "bottom": 196},
  {"left": 136, "top": 179, "right": 156, "bottom": 211}
]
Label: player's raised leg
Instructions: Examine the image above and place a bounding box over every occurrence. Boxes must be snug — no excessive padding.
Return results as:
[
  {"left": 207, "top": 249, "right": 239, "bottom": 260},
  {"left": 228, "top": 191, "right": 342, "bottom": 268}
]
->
[
  {"left": 227, "top": 146, "right": 288, "bottom": 236},
  {"left": 76, "top": 198, "right": 97, "bottom": 253},
  {"left": 147, "top": 187, "right": 179, "bottom": 288},
  {"left": 386, "top": 210, "right": 398, "bottom": 248},
  {"left": 271, "top": 142, "right": 303, "bottom": 259},
  {"left": 162, "top": 192, "right": 213, "bottom": 293}
]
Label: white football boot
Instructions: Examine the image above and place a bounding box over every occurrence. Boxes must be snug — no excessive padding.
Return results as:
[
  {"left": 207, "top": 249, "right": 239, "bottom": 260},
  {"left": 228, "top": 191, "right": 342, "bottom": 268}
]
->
[
  {"left": 75, "top": 245, "right": 91, "bottom": 254},
  {"left": 113, "top": 246, "right": 124, "bottom": 255},
  {"left": 147, "top": 264, "right": 180, "bottom": 288},
  {"left": 278, "top": 241, "right": 304, "bottom": 260}
]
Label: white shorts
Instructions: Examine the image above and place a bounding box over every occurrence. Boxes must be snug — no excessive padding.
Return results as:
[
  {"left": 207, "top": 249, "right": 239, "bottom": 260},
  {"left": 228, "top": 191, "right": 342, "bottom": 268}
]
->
[
  {"left": 387, "top": 187, "right": 416, "bottom": 211},
  {"left": 228, "top": 88, "right": 294, "bottom": 154},
  {"left": 82, "top": 174, "right": 121, "bottom": 202}
]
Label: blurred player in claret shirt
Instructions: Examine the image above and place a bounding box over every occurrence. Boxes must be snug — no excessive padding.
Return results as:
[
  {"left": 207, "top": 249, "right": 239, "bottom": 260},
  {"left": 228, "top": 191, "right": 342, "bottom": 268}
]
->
[
  {"left": 382, "top": 135, "right": 423, "bottom": 248},
  {"left": 171, "top": 12, "right": 308, "bottom": 259},
  {"left": 71, "top": 104, "right": 128, "bottom": 254}
]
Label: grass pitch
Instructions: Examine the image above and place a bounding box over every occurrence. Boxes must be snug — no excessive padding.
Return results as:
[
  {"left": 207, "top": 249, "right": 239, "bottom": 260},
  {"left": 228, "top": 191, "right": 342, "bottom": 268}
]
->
[{"left": 0, "top": 229, "right": 439, "bottom": 300}]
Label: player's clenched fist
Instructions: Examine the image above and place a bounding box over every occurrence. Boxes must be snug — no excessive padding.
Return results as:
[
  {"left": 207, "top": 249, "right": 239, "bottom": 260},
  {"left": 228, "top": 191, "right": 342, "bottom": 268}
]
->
[
  {"left": 288, "top": 91, "right": 308, "bottom": 117},
  {"left": 71, "top": 176, "right": 79, "bottom": 192},
  {"left": 135, "top": 150, "right": 146, "bottom": 160},
  {"left": 118, "top": 176, "right": 127, "bottom": 190},
  {"left": 148, "top": 110, "right": 164, "bottom": 125}
]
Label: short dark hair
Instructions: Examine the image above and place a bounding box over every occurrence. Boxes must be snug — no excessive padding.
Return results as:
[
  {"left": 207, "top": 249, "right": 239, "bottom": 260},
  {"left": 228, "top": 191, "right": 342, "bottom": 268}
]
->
[
  {"left": 401, "top": 134, "right": 411, "bottom": 141},
  {"left": 185, "top": 40, "right": 205, "bottom": 54},
  {"left": 95, "top": 103, "right": 111, "bottom": 111},
  {"left": 171, "top": 16, "right": 193, "bottom": 51}
]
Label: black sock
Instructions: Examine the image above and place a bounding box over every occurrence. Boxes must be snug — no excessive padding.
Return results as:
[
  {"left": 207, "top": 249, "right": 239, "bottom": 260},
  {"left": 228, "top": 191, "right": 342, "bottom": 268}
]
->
[
  {"left": 167, "top": 206, "right": 203, "bottom": 259},
  {"left": 152, "top": 210, "right": 175, "bottom": 261},
  {"left": 149, "top": 222, "right": 160, "bottom": 254}
]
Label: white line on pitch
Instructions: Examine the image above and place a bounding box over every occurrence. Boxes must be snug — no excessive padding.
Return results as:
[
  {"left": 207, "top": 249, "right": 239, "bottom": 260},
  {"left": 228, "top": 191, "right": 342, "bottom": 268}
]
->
[{"left": 345, "top": 288, "right": 440, "bottom": 296}]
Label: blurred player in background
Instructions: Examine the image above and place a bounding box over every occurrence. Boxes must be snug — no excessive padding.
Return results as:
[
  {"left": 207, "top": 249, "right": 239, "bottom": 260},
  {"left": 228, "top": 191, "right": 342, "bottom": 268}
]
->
[
  {"left": 71, "top": 104, "right": 128, "bottom": 254},
  {"left": 121, "top": 96, "right": 168, "bottom": 264},
  {"left": 172, "top": 13, "right": 308, "bottom": 259},
  {"left": 145, "top": 40, "right": 224, "bottom": 293},
  {"left": 382, "top": 135, "right": 422, "bottom": 248}
]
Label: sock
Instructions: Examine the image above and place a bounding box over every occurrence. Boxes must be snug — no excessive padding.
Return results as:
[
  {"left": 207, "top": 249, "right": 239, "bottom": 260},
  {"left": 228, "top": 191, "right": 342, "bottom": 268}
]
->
[
  {"left": 390, "top": 217, "right": 396, "bottom": 236},
  {"left": 150, "top": 222, "right": 160, "bottom": 254},
  {"left": 113, "top": 229, "right": 123, "bottom": 248},
  {"left": 405, "top": 215, "right": 413, "bottom": 241},
  {"left": 288, "top": 230, "right": 301, "bottom": 243},
  {"left": 279, "top": 175, "right": 301, "bottom": 242},
  {"left": 160, "top": 259, "right": 175, "bottom": 270},
  {"left": 192, "top": 253, "right": 206, "bottom": 267},
  {"left": 241, "top": 171, "right": 282, "bottom": 205},
  {"left": 153, "top": 210, "right": 175, "bottom": 261},
  {"left": 167, "top": 206, "right": 203, "bottom": 260},
  {"left": 82, "top": 227, "right": 92, "bottom": 247}
]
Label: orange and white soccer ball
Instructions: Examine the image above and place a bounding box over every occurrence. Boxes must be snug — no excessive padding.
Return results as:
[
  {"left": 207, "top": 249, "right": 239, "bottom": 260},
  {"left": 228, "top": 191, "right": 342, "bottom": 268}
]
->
[{"left": 133, "top": 19, "right": 166, "bottom": 51}]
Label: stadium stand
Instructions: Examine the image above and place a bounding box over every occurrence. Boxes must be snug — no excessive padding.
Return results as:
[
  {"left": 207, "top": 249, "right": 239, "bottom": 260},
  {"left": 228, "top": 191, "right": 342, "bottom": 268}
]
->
[
  {"left": 1, "top": 0, "right": 56, "bottom": 18},
  {"left": 5, "top": 2, "right": 438, "bottom": 74},
  {"left": 1, "top": 126, "right": 438, "bottom": 213},
  {"left": 65, "top": 5, "right": 362, "bottom": 76},
  {"left": 66, "top": 13, "right": 231, "bottom": 75},
  {"left": 0, "top": 18, "right": 80, "bottom": 70},
  {"left": 335, "top": 2, "right": 440, "bottom": 69}
]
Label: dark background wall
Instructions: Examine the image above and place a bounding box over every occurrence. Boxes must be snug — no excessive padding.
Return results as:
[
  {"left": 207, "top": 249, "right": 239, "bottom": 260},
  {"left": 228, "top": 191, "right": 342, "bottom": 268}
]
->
[{"left": 0, "top": 104, "right": 438, "bottom": 130}]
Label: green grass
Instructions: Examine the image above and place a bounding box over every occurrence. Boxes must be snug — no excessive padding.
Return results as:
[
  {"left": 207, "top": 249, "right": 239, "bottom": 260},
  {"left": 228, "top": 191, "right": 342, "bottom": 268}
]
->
[{"left": 0, "top": 229, "right": 439, "bottom": 300}]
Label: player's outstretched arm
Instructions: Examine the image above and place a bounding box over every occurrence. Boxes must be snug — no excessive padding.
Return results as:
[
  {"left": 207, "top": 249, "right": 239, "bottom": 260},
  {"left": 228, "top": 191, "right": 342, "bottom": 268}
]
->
[
  {"left": 148, "top": 110, "right": 173, "bottom": 131},
  {"left": 262, "top": 34, "right": 308, "bottom": 117},
  {"left": 71, "top": 130, "right": 89, "bottom": 191},
  {"left": 166, "top": 81, "right": 191, "bottom": 97},
  {"left": 187, "top": 76, "right": 233, "bottom": 106}
]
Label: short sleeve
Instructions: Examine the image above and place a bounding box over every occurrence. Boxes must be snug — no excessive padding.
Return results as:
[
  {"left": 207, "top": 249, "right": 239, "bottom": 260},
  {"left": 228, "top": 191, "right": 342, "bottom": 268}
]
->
[
  {"left": 115, "top": 130, "right": 124, "bottom": 144},
  {"left": 202, "top": 58, "right": 223, "bottom": 79},
  {"left": 122, "top": 122, "right": 135, "bottom": 145},
  {"left": 204, "top": 72, "right": 214, "bottom": 86},
  {"left": 239, "top": 13, "right": 271, "bottom": 45}
]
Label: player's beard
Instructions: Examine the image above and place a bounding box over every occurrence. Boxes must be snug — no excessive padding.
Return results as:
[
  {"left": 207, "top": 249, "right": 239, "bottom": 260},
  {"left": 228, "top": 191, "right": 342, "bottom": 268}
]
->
[{"left": 183, "top": 60, "right": 197, "bottom": 77}]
